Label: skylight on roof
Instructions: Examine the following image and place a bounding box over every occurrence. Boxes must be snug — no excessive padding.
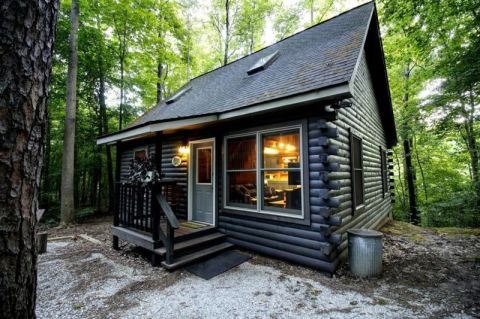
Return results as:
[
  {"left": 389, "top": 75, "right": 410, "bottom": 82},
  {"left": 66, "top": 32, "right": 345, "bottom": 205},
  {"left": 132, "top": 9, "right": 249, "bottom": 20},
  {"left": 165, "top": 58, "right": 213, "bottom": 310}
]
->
[
  {"left": 247, "top": 51, "right": 280, "bottom": 75},
  {"left": 166, "top": 86, "right": 191, "bottom": 104}
]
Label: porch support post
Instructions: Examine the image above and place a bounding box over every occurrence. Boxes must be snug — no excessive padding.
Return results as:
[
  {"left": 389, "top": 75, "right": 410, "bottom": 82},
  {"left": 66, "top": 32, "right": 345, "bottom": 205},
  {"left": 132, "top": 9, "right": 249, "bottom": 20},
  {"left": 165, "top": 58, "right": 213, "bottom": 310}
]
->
[
  {"left": 155, "top": 131, "right": 162, "bottom": 178},
  {"left": 151, "top": 185, "right": 161, "bottom": 266},
  {"left": 113, "top": 141, "right": 122, "bottom": 250},
  {"left": 165, "top": 222, "right": 174, "bottom": 265}
]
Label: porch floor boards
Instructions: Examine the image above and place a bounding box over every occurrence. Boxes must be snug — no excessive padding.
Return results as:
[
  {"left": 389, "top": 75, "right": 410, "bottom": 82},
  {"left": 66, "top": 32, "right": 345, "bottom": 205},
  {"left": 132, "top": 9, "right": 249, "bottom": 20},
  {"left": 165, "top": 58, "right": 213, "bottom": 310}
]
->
[{"left": 119, "top": 219, "right": 213, "bottom": 239}]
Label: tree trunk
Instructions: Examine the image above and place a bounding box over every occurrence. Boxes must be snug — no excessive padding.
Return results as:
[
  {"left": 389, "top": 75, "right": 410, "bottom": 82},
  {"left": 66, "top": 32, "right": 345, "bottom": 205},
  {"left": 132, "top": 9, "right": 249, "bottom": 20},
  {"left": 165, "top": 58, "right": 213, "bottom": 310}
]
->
[
  {"left": 60, "top": 0, "right": 79, "bottom": 225},
  {"left": 466, "top": 90, "right": 479, "bottom": 205},
  {"left": 0, "top": 0, "right": 59, "bottom": 317},
  {"left": 41, "top": 113, "right": 51, "bottom": 208},
  {"left": 157, "top": 62, "right": 163, "bottom": 104},
  {"left": 404, "top": 138, "right": 419, "bottom": 224},
  {"left": 118, "top": 26, "right": 127, "bottom": 130},
  {"left": 99, "top": 74, "right": 114, "bottom": 213},
  {"left": 223, "top": 0, "right": 230, "bottom": 66},
  {"left": 90, "top": 165, "right": 99, "bottom": 207},
  {"left": 402, "top": 64, "right": 420, "bottom": 224}
]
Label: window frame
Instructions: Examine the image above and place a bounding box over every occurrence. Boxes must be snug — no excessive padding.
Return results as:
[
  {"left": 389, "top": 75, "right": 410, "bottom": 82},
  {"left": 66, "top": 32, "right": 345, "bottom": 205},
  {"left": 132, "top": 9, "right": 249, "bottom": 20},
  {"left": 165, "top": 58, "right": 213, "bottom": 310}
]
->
[
  {"left": 349, "top": 130, "right": 365, "bottom": 214},
  {"left": 380, "top": 147, "right": 389, "bottom": 197},
  {"left": 223, "top": 124, "right": 306, "bottom": 220},
  {"left": 133, "top": 146, "right": 148, "bottom": 161}
]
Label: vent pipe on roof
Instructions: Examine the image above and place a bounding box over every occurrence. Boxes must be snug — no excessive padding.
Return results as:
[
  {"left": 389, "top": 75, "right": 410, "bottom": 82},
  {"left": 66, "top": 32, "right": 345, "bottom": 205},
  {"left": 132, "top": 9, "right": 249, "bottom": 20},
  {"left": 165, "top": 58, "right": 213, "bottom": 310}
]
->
[{"left": 166, "top": 86, "right": 192, "bottom": 104}]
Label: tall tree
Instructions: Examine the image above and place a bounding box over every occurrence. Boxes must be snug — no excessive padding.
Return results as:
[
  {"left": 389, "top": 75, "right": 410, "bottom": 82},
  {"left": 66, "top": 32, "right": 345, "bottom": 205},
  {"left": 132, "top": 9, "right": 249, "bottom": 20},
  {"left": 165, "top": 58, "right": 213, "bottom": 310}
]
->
[
  {"left": 107, "top": 0, "right": 136, "bottom": 129},
  {"left": 60, "top": 0, "right": 79, "bottom": 225},
  {"left": 0, "top": 0, "right": 59, "bottom": 317},
  {"left": 237, "top": 0, "right": 274, "bottom": 55},
  {"left": 302, "top": 0, "right": 334, "bottom": 25},
  {"left": 210, "top": 0, "right": 240, "bottom": 65},
  {"left": 272, "top": 4, "right": 301, "bottom": 40}
]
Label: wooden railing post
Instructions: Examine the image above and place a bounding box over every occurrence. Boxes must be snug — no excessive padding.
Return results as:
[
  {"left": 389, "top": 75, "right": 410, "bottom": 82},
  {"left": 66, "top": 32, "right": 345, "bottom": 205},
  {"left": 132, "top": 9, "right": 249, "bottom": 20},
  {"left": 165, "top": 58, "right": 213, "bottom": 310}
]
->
[
  {"left": 112, "top": 183, "right": 120, "bottom": 250},
  {"left": 152, "top": 181, "right": 180, "bottom": 266},
  {"left": 165, "top": 222, "right": 174, "bottom": 264},
  {"left": 151, "top": 185, "right": 160, "bottom": 243}
]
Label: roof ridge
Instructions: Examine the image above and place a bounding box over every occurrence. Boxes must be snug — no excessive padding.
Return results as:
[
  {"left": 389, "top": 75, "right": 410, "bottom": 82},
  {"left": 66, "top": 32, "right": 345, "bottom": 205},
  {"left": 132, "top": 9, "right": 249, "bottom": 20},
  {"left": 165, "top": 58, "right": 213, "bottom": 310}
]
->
[{"left": 181, "top": 1, "right": 375, "bottom": 85}]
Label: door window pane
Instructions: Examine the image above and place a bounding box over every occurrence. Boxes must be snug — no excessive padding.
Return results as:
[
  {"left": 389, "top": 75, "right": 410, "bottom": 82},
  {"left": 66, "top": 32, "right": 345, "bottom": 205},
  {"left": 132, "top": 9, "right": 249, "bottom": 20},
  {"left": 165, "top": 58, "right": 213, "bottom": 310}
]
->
[
  {"left": 197, "top": 148, "right": 212, "bottom": 184},
  {"left": 227, "top": 135, "right": 256, "bottom": 170},
  {"left": 262, "top": 130, "right": 300, "bottom": 169},
  {"left": 226, "top": 171, "right": 257, "bottom": 208}
]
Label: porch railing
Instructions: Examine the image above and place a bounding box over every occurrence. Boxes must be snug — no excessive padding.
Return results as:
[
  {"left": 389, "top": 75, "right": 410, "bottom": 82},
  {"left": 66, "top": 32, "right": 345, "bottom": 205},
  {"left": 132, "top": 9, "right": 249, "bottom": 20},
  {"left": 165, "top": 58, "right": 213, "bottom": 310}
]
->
[{"left": 114, "top": 181, "right": 180, "bottom": 264}]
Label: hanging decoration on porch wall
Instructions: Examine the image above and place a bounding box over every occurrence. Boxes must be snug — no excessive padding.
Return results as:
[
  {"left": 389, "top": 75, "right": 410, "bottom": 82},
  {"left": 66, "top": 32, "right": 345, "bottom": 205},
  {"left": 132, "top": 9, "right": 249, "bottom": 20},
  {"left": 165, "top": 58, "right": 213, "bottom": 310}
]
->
[
  {"left": 171, "top": 155, "right": 182, "bottom": 167},
  {"left": 127, "top": 157, "right": 160, "bottom": 186}
]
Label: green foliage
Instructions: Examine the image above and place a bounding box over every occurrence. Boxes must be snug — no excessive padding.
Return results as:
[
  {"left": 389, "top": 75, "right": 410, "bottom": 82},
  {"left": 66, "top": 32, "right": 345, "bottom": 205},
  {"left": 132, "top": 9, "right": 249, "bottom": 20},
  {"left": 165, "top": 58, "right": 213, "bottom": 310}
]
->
[
  {"left": 43, "top": 0, "right": 478, "bottom": 228},
  {"left": 380, "top": 0, "right": 479, "bottom": 227}
]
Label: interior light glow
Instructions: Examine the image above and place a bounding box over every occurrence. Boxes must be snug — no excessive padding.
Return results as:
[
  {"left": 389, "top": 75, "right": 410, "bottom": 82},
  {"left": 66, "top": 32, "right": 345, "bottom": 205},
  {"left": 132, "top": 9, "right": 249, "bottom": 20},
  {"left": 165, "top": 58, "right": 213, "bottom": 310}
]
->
[
  {"left": 285, "top": 144, "right": 296, "bottom": 151},
  {"left": 263, "top": 147, "right": 279, "bottom": 155}
]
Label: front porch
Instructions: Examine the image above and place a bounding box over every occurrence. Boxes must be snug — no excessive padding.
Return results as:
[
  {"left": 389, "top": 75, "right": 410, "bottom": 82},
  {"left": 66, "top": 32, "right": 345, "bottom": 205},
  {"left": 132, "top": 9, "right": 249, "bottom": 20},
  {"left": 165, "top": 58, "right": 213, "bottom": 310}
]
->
[{"left": 112, "top": 181, "right": 232, "bottom": 270}]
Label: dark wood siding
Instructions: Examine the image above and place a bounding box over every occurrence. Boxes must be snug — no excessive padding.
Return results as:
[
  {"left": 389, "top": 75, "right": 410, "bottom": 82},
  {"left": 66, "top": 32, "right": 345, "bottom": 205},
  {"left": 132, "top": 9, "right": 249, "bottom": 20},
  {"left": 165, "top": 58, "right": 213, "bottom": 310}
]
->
[
  {"left": 218, "top": 117, "right": 341, "bottom": 273},
  {"left": 160, "top": 136, "right": 188, "bottom": 218},
  {"left": 119, "top": 136, "right": 188, "bottom": 219},
  {"left": 116, "top": 50, "right": 392, "bottom": 272},
  {"left": 330, "top": 51, "right": 392, "bottom": 261},
  {"left": 119, "top": 140, "right": 155, "bottom": 181}
]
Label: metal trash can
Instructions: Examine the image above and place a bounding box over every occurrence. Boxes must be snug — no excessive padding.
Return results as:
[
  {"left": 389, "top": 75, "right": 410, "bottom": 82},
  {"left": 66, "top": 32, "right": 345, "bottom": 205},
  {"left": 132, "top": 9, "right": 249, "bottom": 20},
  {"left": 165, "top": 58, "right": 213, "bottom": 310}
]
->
[{"left": 347, "top": 229, "right": 383, "bottom": 278}]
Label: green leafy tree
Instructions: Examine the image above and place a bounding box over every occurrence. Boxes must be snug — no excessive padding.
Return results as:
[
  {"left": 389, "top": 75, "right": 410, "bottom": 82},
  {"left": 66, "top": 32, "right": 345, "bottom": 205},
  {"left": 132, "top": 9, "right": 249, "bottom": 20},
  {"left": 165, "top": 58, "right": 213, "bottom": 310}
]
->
[{"left": 237, "top": 0, "right": 274, "bottom": 55}]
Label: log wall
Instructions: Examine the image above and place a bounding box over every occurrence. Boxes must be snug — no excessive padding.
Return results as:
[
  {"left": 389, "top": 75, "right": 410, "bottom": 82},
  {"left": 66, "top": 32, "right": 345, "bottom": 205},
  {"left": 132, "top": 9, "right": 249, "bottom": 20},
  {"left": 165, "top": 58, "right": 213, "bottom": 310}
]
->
[
  {"left": 329, "top": 51, "right": 392, "bottom": 264},
  {"left": 218, "top": 116, "right": 341, "bottom": 273},
  {"left": 119, "top": 137, "right": 188, "bottom": 218},
  {"left": 116, "top": 51, "right": 392, "bottom": 273}
]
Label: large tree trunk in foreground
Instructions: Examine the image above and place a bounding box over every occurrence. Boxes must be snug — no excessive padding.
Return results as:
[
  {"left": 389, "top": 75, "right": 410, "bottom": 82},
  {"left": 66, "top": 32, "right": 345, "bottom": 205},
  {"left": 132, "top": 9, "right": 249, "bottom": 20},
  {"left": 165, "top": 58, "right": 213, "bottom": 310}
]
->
[
  {"left": 0, "top": 0, "right": 59, "bottom": 318},
  {"left": 60, "top": 0, "right": 79, "bottom": 225}
]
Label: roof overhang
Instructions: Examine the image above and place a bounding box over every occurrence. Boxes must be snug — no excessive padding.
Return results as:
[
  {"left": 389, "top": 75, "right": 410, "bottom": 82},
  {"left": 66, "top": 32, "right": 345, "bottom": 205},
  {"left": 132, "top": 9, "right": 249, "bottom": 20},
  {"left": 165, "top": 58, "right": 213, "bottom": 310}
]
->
[{"left": 96, "top": 83, "right": 351, "bottom": 145}]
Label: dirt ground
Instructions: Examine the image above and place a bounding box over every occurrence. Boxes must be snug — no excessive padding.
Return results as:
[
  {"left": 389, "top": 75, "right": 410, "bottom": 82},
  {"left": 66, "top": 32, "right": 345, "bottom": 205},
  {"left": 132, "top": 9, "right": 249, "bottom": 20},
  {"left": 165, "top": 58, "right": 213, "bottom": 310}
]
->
[{"left": 37, "top": 217, "right": 480, "bottom": 318}]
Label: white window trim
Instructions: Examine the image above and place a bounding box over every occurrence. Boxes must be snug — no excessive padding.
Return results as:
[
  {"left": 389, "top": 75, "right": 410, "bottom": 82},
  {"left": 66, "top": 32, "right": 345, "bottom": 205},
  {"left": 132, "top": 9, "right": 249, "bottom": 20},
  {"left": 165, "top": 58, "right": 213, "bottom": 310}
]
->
[
  {"left": 223, "top": 125, "right": 304, "bottom": 219},
  {"left": 196, "top": 146, "right": 213, "bottom": 185}
]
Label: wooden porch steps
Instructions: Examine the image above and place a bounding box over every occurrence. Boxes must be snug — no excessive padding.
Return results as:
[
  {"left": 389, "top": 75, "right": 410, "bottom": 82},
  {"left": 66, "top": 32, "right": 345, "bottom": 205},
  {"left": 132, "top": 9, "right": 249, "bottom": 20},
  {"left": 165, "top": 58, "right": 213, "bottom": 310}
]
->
[
  {"left": 161, "top": 242, "right": 234, "bottom": 270},
  {"left": 154, "top": 232, "right": 226, "bottom": 257},
  {"left": 113, "top": 225, "right": 234, "bottom": 270}
]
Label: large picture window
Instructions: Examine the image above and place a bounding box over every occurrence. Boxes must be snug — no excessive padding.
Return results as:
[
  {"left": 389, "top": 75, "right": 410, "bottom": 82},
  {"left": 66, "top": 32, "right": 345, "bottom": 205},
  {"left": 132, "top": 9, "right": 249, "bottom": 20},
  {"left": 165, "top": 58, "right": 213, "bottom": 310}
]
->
[{"left": 224, "top": 126, "right": 303, "bottom": 218}]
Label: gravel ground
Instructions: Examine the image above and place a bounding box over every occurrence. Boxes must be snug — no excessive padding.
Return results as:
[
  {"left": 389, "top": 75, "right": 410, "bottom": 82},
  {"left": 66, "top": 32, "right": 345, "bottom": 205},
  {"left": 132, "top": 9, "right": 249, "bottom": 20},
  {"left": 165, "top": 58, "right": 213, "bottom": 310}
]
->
[{"left": 36, "top": 218, "right": 480, "bottom": 318}]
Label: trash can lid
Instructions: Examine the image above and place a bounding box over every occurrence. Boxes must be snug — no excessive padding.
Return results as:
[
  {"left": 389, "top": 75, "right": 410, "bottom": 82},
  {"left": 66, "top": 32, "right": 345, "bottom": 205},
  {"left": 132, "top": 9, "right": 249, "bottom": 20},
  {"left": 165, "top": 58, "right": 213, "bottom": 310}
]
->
[{"left": 347, "top": 229, "right": 383, "bottom": 238}]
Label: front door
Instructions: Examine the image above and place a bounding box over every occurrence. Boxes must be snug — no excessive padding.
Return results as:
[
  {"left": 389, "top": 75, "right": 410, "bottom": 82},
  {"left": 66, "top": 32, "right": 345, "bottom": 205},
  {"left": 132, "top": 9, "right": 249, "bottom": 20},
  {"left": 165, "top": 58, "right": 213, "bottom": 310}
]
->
[{"left": 190, "top": 140, "right": 215, "bottom": 224}]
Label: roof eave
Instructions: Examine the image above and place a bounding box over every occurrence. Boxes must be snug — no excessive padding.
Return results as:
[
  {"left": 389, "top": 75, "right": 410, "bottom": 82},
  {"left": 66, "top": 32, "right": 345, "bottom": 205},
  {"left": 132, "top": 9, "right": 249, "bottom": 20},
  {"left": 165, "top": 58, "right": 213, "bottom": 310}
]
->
[{"left": 96, "top": 83, "right": 352, "bottom": 145}]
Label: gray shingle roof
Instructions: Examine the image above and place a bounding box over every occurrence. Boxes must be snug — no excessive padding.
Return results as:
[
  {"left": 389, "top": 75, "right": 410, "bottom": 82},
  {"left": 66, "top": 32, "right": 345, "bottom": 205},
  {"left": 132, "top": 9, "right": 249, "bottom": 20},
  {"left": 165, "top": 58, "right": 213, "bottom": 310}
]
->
[{"left": 130, "top": 2, "right": 374, "bottom": 128}]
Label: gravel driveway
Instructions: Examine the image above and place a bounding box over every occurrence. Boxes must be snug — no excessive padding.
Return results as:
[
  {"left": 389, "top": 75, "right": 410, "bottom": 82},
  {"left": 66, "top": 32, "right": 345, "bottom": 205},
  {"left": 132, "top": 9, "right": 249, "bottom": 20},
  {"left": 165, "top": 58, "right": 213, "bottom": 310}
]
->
[{"left": 36, "top": 219, "right": 480, "bottom": 318}]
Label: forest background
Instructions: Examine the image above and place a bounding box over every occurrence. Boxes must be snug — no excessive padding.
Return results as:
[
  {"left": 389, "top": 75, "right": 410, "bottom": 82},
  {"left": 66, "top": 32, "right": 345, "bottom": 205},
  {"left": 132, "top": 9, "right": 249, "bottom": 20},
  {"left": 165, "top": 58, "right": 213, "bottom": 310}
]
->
[{"left": 42, "top": 0, "right": 480, "bottom": 227}]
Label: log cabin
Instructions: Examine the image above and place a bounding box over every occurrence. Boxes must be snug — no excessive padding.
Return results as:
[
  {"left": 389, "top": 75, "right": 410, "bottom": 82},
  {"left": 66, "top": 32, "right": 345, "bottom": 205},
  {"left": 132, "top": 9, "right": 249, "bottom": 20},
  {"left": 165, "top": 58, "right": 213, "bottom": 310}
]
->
[{"left": 96, "top": 1, "right": 397, "bottom": 273}]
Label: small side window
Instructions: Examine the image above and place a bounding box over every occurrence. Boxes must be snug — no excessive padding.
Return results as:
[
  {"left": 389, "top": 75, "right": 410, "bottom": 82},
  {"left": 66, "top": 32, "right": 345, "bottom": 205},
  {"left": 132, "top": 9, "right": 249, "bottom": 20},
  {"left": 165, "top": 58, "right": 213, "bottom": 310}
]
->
[
  {"left": 380, "top": 148, "right": 388, "bottom": 197},
  {"left": 350, "top": 131, "right": 364, "bottom": 213},
  {"left": 134, "top": 147, "right": 148, "bottom": 161}
]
